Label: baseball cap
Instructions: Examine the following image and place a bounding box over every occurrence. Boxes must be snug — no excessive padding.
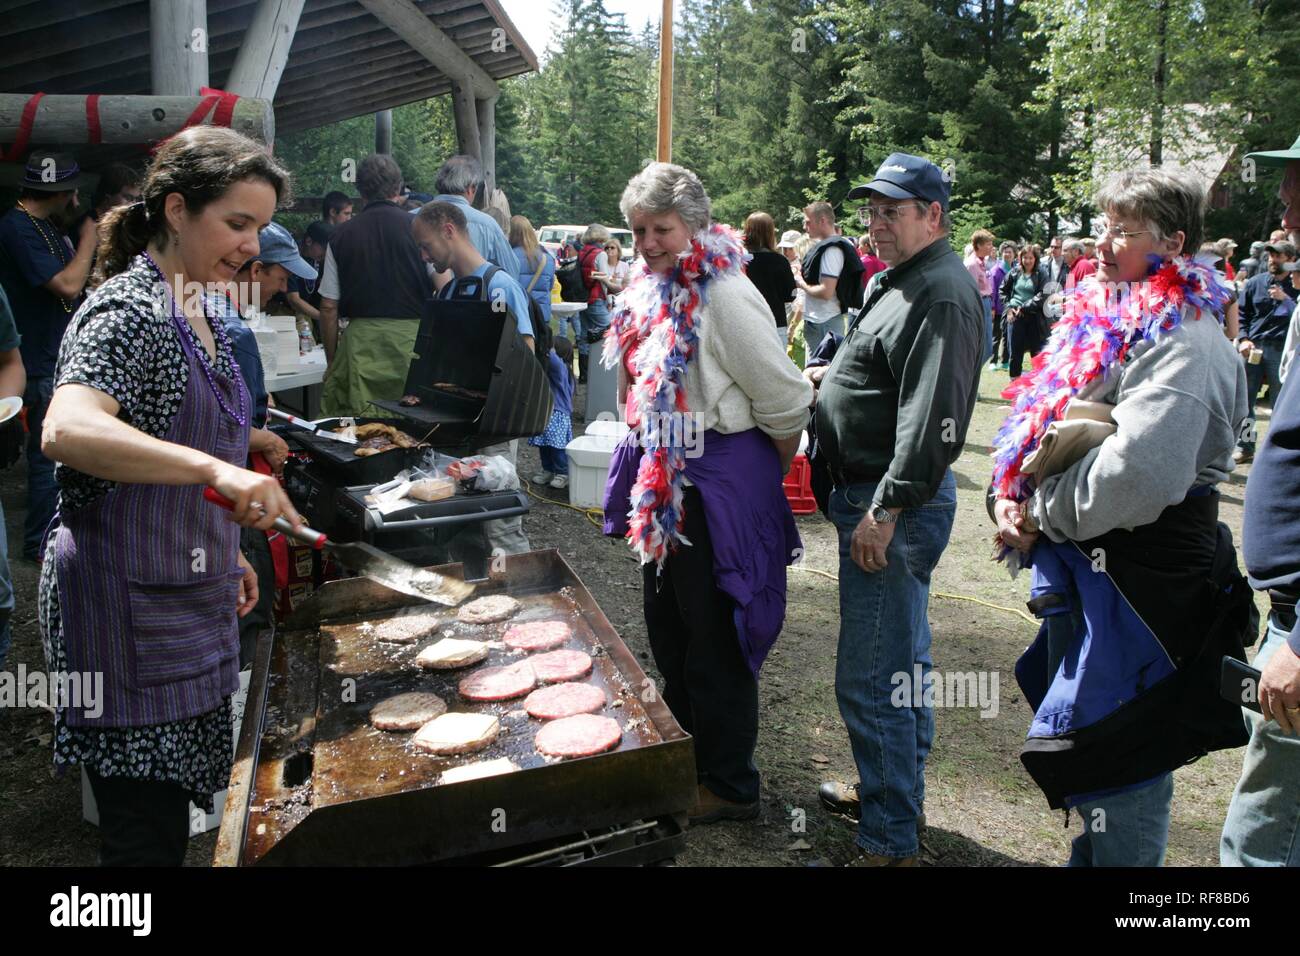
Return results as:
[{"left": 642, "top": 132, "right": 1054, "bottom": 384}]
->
[
  {"left": 846, "top": 152, "right": 951, "bottom": 211},
  {"left": 251, "top": 222, "right": 317, "bottom": 279},
  {"left": 1264, "top": 240, "right": 1296, "bottom": 257},
  {"left": 777, "top": 230, "right": 801, "bottom": 249}
]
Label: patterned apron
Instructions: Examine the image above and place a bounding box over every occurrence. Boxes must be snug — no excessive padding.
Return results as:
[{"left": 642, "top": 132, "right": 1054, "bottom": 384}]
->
[{"left": 53, "top": 306, "right": 250, "bottom": 727}]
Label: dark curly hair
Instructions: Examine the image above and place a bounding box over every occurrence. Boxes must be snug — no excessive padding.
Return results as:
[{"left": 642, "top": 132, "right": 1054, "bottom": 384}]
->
[{"left": 95, "top": 126, "right": 290, "bottom": 282}]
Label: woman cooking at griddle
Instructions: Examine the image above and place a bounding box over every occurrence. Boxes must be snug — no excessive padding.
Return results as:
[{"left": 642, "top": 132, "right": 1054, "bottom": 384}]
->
[{"left": 38, "top": 127, "right": 302, "bottom": 866}]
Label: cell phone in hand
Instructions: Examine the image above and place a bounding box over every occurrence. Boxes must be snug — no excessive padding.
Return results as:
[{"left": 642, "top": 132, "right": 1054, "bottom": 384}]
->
[{"left": 1220, "top": 656, "right": 1262, "bottom": 714}]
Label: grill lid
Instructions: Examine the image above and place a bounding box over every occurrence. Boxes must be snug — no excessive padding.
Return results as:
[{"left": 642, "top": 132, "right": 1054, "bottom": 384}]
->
[{"left": 371, "top": 296, "right": 554, "bottom": 452}]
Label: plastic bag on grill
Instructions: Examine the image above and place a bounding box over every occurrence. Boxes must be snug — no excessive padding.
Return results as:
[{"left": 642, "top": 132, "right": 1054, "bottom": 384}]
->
[{"left": 445, "top": 455, "right": 519, "bottom": 492}]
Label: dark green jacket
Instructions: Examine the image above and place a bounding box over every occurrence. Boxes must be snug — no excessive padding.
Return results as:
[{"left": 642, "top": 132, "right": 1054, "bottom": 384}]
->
[{"left": 815, "top": 237, "right": 983, "bottom": 510}]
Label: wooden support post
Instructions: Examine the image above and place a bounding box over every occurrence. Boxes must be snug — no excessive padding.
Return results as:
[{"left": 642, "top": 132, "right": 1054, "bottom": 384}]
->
[
  {"left": 476, "top": 95, "right": 497, "bottom": 197},
  {"left": 452, "top": 77, "right": 481, "bottom": 160},
  {"left": 0, "top": 94, "right": 274, "bottom": 147},
  {"left": 375, "top": 109, "right": 393, "bottom": 154},
  {"left": 226, "top": 0, "right": 307, "bottom": 104},
  {"left": 657, "top": 0, "right": 673, "bottom": 163},
  {"left": 151, "top": 0, "right": 209, "bottom": 96}
]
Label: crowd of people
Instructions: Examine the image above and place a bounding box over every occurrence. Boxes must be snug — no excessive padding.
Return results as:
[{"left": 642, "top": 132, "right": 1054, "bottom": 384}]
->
[{"left": 0, "top": 122, "right": 1297, "bottom": 870}]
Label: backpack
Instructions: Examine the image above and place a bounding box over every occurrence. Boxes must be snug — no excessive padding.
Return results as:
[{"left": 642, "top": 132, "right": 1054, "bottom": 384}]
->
[
  {"left": 803, "top": 237, "right": 867, "bottom": 315},
  {"left": 445, "top": 265, "right": 554, "bottom": 364},
  {"left": 556, "top": 255, "right": 588, "bottom": 302}
]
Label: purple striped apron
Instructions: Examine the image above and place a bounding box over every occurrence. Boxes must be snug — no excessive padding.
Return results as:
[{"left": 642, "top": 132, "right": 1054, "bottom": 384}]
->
[{"left": 53, "top": 306, "right": 250, "bottom": 728}]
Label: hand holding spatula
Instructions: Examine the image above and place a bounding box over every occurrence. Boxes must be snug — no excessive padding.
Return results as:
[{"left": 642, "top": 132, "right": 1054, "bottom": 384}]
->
[{"left": 204, "top": 488, "right": 474, "bottom": 608}]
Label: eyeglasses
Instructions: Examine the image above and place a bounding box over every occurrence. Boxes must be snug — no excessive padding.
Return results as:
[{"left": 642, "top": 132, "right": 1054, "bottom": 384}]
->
[
  {"left": 857, "top": 202, "right": 927, "bottom": 226},
  {"left": 1096, "top": 223, "right": 1151, "bottom": 241}
]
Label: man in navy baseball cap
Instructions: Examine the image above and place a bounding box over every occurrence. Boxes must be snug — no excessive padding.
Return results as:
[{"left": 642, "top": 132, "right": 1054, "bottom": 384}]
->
[
  {"left": 812, "top": 148, "right": 985, "bottom": 865},
  {"left": 846, "top": 152, "right": 952, "bottom": 212}
]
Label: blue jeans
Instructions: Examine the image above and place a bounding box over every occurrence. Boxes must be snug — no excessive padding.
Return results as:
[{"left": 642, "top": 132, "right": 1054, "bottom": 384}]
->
[
  {"left": 23, "top": 376, "right": 57, "bottom": 561},
  {"left": 1068, "top": 772, "right": 1174, "bottom": 866},
  {"left": 803, "top": 313, "right": 845, "bottom": 367},
  {"left": 555, "top": 308, "right": 581, "bottom": 344},
  {"left": 0, "top": 496, "right": 12, "bottom": 667},
  {"left": 578, "top": 299, "right": 609, "bottom": 357},
  {"left": 1220, "top": 613, "right": 1300, "bottom": 866},
  {"left": 1240, "top": 341, "right": 1285, "bottom": 454},
  {"left": 538, "top": 445, "right": 568, "bottom": 476},
  {"left": 830, "top": 470, "right": 957, "bottom": 857}
]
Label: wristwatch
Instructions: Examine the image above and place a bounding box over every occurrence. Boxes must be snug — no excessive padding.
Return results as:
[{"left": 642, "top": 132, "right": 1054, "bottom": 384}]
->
[{"left": 870, "top": 504, "right": 897, "bottom": 524}]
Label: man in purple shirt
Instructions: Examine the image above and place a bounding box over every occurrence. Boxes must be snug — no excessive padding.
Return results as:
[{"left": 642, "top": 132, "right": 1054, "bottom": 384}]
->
[{"left": 988, "top": 240, "right": 1017, "bottom": 370}]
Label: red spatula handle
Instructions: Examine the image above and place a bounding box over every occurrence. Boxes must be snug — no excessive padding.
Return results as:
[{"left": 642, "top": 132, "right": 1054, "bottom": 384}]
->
[{"left": 203, "top": 487, "right": 327, "bottom": 550}]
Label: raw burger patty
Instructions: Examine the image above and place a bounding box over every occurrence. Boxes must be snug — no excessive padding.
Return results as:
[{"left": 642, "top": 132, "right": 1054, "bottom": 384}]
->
[
  {"left": 370, "top": 692, "right": 447, "bottom": 731},
  {"left": 524, "top": 683, "right": 606, "bottom": 720},
  {"left": 367, "top": 609, "right": 442, "bottom": 644},
  {"left": 530, "top": 648, "right": 593, "bottom": 684},
  {"left": 534, "top": 714, "right": 622, "bottom": 758},
  {"left": 457, "top": 595, "right": 522, "bottom": 625},
  {"left": 458, "top": 661, "right": 537, "bottom": 701},
  {"left": 503, "top": 620, "right": 573, "bottom": 652},
  {"left": 412, "top": 712, "right": 500, "bottom": 755},
  {"left": 416, "top": 637, "right": 489, "bottom": 670}
]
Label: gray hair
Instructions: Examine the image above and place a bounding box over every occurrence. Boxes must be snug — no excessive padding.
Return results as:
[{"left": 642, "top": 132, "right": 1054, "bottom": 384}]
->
[
  {"left": 1062, "top": 237, "right": 1084, "bottom": 255},
  {"left": 435, "top": 154, "right": 484, "bottom": 198},
  {"left": 582, "top": 223, "right": 610, "bottom": 245},
  {"left": 1094, "top": 166, "right": 1205, "bottom": 256},
  {"left": 620, "top": 162, "right": 712, "bottom": 234}
]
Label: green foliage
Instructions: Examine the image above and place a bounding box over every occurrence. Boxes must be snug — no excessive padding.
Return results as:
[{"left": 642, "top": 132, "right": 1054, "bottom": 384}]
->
[{"left": 266, "top": 0, "right": 1291, "bottom": 261}]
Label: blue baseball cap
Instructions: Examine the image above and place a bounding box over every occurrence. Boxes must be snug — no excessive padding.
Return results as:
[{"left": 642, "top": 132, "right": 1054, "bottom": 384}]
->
[
  {"left": 250, "top": 222, "right": 317, "bottom": 280},
  {"left": 846, "top": 152, "right": 951, "bottom": 211}
]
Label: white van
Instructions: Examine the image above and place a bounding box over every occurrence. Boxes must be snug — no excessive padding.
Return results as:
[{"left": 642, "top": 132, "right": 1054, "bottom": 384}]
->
[{"left": 539, "top": 225, "right": 633, "bottom": 259}]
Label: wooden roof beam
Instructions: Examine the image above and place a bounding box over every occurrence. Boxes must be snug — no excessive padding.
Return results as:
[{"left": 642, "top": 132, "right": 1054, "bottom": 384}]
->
[{"left": 357, "top": 0, "right": 497, "bottom": 99}]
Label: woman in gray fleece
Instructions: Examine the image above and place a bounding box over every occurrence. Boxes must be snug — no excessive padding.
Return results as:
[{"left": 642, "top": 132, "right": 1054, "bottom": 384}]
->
[{"left": 991, "top": 167, "right": 1252, "bottom": 866}]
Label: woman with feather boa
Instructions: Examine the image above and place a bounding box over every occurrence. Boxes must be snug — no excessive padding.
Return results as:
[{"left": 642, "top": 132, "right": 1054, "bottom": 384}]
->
[
  {"left": 989, "top": 167, "right": 1254, "bottom": 866},
  {"left": 601, "top": 163, "right": 813, "bottom": 824}
]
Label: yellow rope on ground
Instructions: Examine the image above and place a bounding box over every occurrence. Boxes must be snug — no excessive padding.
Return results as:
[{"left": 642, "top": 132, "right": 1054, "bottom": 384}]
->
[
  {"left": 789, "top": 565, "right": 1038, "bottom": 626},
  {"left": 523, "top": 484, "right": 605, "bottom": 529}
]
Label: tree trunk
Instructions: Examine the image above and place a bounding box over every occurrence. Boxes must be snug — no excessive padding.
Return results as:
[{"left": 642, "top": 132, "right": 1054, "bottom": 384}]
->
[{"left": 1150, "top": 0, "right": 1169, "bottom": 165}]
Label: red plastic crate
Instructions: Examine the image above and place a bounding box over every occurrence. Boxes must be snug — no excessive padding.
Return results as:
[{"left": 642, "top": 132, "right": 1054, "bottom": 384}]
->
[{"left": 783, "top": 453, "right": 817, "bottom": 515}]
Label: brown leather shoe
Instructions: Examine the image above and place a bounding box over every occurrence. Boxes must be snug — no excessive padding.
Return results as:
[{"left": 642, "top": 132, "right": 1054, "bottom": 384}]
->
[
  {"left": 688, "top": 784, "right": 760, "bottom": 825},
  {"left": 819, "top": 780, "right": 926, "bottom": 840}
]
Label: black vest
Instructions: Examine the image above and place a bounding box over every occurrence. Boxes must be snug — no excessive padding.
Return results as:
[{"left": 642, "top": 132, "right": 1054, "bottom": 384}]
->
[{"left": 330, "top": 200, "right": 429, "bottom": 319}]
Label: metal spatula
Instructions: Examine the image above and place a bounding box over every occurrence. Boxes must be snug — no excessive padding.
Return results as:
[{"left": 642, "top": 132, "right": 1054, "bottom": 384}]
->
[{"left": 204, "top": 488, "right": 474, "bottom": 607}]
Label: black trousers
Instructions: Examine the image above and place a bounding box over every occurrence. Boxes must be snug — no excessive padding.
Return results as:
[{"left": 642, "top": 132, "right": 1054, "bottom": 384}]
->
[
  {"left": 991, "top": 310, "right": 1005, "bottom": 363},
  {"left": 1007, "top": 317, "right": 1045, "bottom": 378},
  {"left": 86, "top": 769, "right": 191, "bottom": 866},
  {"left": 642, "top": 486, "right": 760, "bottom": 803}
]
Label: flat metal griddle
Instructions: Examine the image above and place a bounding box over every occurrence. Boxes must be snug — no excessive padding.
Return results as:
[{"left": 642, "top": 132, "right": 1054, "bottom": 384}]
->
[{"left": 214, "top": 550, "right": 695, "bottom": 866}]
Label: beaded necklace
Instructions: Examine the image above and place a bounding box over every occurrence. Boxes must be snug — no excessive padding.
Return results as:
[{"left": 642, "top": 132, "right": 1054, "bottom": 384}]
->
[
  {"left": 15, "top": 201, "right": 73, "bottom": 313},
  {"left": 142, "top": 252, "right": 249, "bottom": 428}
]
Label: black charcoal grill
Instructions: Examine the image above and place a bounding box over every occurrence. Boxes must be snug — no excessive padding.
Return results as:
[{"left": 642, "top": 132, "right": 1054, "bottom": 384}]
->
[
  {"left": 213, "top": 551, "right": 695, "bottom": 867},
  {"left": 274, "top": 291, "right": 555, "bottom": 571},
  {"left": 370, "top": 290, "right": 554, "bottom": 452}
]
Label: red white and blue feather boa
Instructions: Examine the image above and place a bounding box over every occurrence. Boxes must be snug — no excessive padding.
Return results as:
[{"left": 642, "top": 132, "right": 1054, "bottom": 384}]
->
[
  {"left": 601, "top": 222, "right": 749, "bottom": 567},
  {"left": 991, "top": 253, "right": 1232, "bottom": 508}
]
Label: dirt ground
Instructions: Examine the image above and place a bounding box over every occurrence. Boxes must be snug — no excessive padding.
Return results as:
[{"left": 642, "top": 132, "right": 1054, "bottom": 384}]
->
[{"left": 0, "top": 366, "right": 1271, "bottom": 867}]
